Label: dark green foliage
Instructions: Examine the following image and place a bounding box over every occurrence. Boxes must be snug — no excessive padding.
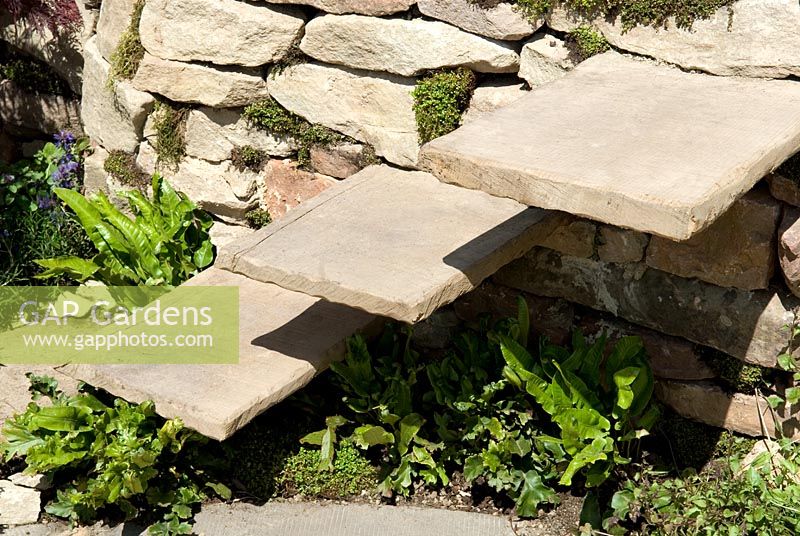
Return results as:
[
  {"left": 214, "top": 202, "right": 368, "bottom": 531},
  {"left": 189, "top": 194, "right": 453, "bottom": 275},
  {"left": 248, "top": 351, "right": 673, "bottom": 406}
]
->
[
  {"left": 278, "top": 445, "right": 377, "bottom": 498},
  {"left": 0, "top": 375, "right": 230, "bottom": 535},
  {"left": 230, "top": 145, "right": 267, "bottom": 173},
  {"left": 701, "top": 350, "right": 766, "bottom": 394},
  {"left": 656, "top": 412, "right": 754, "bottom": 470},
  {"left": 152, "top": 101, "right": 189, "bottom": 170},
  {"left": 35, "top": 175, "right": 215, "bottom": 287},
  {"left": 241, "top": 97, "right": 345, "bottom": 168},
  {"left": 412, "top": 68, "right": 476, "bottom": 144},
  {"left": 512, "top": 0, "right": 732, "bottom": 30},
  {"left": 568, "top": 26, "right": 610, "bottom": 60},
  {"left": 0, "top": 43, "right": 71, "bottom": 95},
  {"left": 608, "top": 439, "right": 800, "bottom": 535},
  {"left": 108, "top": 0, "right": 145, "bottom": 84},
  {"left": 245, "top": 208, "right": 272, "bottom": 230},
  {"left": 104, "top": 150, "right": 149, "bottom": 189}
]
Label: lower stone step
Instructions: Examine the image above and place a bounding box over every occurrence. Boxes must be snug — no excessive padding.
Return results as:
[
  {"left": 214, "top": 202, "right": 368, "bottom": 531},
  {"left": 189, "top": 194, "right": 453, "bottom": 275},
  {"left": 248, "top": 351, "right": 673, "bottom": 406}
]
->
[
  {"left": 60, "top": 268, "right": 379, "bottom": 440},
  {"left": 217, "top": 165, "right": 563, "bottom": 323}
]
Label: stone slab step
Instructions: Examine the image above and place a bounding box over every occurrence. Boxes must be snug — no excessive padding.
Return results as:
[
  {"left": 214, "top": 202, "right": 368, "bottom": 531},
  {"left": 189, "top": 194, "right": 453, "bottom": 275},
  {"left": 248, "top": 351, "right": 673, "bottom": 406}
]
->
[
  {"left": 60, "top": 268, "right": 379, "bottom": 440},
  {"left": 420, "top": 51, "right": 800, "bottom": 241},
  {"left": 216, "top": 165, "right": 562, "bottom": 323}
]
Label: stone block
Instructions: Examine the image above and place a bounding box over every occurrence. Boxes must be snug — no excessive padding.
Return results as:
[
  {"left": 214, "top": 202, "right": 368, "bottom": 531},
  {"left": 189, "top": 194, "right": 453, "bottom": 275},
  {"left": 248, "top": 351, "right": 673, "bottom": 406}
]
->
[
  {"left": 417, "top": 0, "right": 540, "bottom": 41},
  {"left": 262, "top": 159, "right": 337, "bottom": 220}
]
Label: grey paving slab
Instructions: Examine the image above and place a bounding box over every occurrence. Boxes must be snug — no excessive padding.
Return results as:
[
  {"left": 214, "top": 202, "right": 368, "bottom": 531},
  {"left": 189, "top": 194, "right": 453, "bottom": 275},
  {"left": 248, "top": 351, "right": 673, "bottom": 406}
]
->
[
  {"left": 420, "top": 52, "right": 800, "bottom": 240},
  {"left": 217, "top": 166, "right": 562, "bottom": 323},
  {"left": 60, "top": 268, "right": 379, "bottom": 440},
  {"left": 192, "top": 502, "right": 515, "bottom": 536}
]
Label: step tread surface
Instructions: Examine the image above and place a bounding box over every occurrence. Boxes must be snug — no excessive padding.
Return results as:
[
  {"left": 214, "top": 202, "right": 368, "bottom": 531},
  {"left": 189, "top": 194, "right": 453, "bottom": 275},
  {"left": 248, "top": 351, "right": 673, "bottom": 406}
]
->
[
  {"left": 419, "top": 52, "right": 800, "bottom": 240},
  {"left": 60, "top": 268, "right": 378, "bottom": 440},
  {"left": 216, "top": 165, "right": 562, "bottom": 323}
]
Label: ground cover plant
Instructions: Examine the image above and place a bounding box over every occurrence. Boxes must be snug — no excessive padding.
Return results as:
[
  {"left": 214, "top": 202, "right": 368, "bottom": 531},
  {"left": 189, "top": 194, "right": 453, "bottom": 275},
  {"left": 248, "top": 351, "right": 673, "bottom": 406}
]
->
[
  {"left": 152, "top": 101, "right": 189, "bottom": 171},
  {"left": 0, "top": 131, "right": 93, "bottom": 285},
  {"left": 107, "top": 0, "right": 145, "bottom": 84},
  {"left": 35, "top": 174, "right": 214, "bottom": 287},
  {"left": 0, "top": 375, "right": 231, "bottom": 535},
  {"left": 412, "top": 68, "right": 476, "bottom": 144}
]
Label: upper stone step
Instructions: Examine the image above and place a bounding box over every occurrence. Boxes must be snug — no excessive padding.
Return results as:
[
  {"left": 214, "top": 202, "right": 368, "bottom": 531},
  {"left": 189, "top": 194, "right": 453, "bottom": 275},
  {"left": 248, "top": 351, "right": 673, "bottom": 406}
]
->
[
  {"left": 61, "top": 268, "right": 379, "bottom": 440},
  {"left": 419, "top": 52, "right": 800, "bottom": 241},
  {"left": 216, "top": 166, "right": 562, "bottom": 323}
]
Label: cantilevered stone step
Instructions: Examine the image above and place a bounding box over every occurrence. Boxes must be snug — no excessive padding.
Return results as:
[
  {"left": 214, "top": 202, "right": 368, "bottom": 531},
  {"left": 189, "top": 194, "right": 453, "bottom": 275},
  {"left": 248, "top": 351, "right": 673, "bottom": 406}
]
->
[
  {"left": 216, "top": 166, "right": 562, "bottom": 323},
  {"left": 419, "top": 52, "right": 800, "bottom": 241},
  {"left": 60, "top": 268, "right": 379, "bottom": 440}
]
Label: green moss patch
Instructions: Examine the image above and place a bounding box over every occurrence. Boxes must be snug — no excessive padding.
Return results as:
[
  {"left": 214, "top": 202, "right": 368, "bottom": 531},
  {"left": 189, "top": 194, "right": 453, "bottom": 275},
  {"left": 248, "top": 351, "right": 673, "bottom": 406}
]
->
[
  {"left": 245, "top": 208, "right": 272, "bottom": 229},
  {"left": 412, "top": 68, "right": 476, "bottom": 145},
  {"left": 700, "top": 349, "right": 767, "bottom": 394},
  {"left": 231, "top": 145, "right": 268, "bottom": 173},
  {"left": 104, "top": 150, "right": 148, "bottom": 190},
  {"left": 568, "top": 26, "right": 610, "bottom": 60},
  {"left": 278, "top": 445, "right": 377, "bottom": 498},
  {"left": 152, "top": 101, "right": 189, "bottom": 170},
  {"left": 108, "top": 0, "right": 145, "bottom": 85}
]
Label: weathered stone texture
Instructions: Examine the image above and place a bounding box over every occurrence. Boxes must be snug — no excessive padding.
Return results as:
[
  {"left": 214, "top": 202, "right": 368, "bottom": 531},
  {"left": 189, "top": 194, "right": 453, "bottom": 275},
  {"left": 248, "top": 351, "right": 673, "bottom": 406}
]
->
[
  {"left": 0, "top": 481, "right": 40, "bottom": 525},
  {"left": 268, "top": 63, "right": 418, "bottom": 167},
  {"left": 262, "top": 159, "right": 337, "bottom": 220},
  {"left": 184, "top": 108, "right": 295, "bottom": 162},
  {"left": 310, "top": 143, "right": 367, "bottom": 179},
  {"left": 300, "top": 15, "right": 520, "bottom": 77},
  {"left": 171, "top": 158, "right": 260, "bottom": 221},
  {"left": 646, "top": 189, "right": 780, "bottom": 290},
  {"left": 133, "top": 54, "right": 270, "bottom": 107},
  {"left": 95, "top": 0, "right": 137, "bottom": 61},
  {"left": 462, "top": 81, "right": 528, "bottom": 124},
  {"left": 140, "top": 0, "right": 305, "bottom": 66},
  {"left": 420, "top": 52, "right": 800, "bottom": 240},
  {"left": 518, "top": 33, "right": 574, "bottom": 88},
  {"left": 548, "top": 0, "right": 800, "bottom": 79},
  {"left": 779, "top": 207, "right": 800, "bottom": 299},
  {"left": 217, "top": 166, "right": 562, "bottom": 323},
  {"left": 0, "top": 81, "right": 82, "bottom": 136},
  {"left": 82, "top": 38, "right": 154, "bottom": 152},
  {"left": 266, "top": 0, "right": 414, "bottom": 15},
  {"left": 597, "top": 225, "right": 649, "bottom": 263},
  {"left": 767, "top": 173, "right": 800, "bottom": 207},
  {"left": 495, "top": 248, "right": 797, "bottom": 367},
  {"left": 535, "top": 216, "right": 596, "bottom": 258},
  {"left": 656, "top": 381, "right": 800, "bottom": 438},
  {"left": 82, "top": 144, "right": 109, "bottom": 196},
  {"left": 417, "top": 0, "right": 540, "bottom": 41}
]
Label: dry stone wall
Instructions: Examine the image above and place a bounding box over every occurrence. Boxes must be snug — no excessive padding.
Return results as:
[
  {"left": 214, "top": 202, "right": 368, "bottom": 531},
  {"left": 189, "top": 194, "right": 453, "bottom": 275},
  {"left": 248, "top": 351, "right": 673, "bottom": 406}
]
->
[{"left": 3, "top": 0, "right": 800, "bottom": 437}]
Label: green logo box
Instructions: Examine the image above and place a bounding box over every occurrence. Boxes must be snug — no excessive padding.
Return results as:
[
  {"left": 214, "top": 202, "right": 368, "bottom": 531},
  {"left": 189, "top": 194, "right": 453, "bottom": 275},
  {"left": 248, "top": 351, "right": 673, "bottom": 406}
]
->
[{"left": 0, "top": 286, "right": 239, "bottom": 364}]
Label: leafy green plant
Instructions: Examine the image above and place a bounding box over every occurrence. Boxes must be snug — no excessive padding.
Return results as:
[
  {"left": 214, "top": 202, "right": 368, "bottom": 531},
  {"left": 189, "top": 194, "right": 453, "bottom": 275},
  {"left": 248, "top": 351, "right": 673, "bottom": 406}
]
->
[
  {"left": 278, "top": 444, "right": 377, "bottom": 498},
  {"left": 412, "top": 68, "right": 475, "bottom": 144},
  {"left": 501, "top": 331, "right": 658, "bottom": 489},
  {"left": 245, "top": 208, "right": 272, "bottom": 230},
  {"left": 242, "top": 97, "right": 346, "bottom": 168},
  {"left": 230, "top": 145, "right": 267, "bottom": 173},
  {"left": 608, "top": 439, "right": 800, "bottom": 535},
  {"left": 152, "top": 101, "right": 189, "bottom": 170},
  {"left": 568, "top": 26, "right": 610, "bottom": 60},
  {"left": 104, "top": 150, "right": 149, "bottom": 190},
  {"left": 0, "top": 375, "right": 230, "bottom": 535},
  {"left": 108, "top": 0, "right": 145, "bottom": 84},
  {"left": 35, "top": 174, "right": 214, "bottom": 286}
]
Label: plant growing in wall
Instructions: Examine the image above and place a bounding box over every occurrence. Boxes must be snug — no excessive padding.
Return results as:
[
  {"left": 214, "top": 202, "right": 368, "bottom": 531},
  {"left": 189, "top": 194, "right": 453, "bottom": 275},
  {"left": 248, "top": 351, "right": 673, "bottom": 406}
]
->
[
  {"left": 108, "top": 0, "right": 145, "bottom": 85},
  {"left": 412, "top": 68, "right": 476, "bottom": 144},
  {"left": 35, "top": 174, "right": 214, "bottom": 287}
]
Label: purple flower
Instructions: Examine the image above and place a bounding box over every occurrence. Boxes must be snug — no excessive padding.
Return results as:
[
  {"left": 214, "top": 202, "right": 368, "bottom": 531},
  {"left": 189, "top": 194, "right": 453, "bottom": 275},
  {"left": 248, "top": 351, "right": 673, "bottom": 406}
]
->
[
  {"left": 36, "top": 194, "right": 55, "bottom": 210},
  {"left": 51, "top": 160, "right": 80, "bottom": 188},
  {"left": 54, "top": 130, "right": 76, "bottom": 150}
]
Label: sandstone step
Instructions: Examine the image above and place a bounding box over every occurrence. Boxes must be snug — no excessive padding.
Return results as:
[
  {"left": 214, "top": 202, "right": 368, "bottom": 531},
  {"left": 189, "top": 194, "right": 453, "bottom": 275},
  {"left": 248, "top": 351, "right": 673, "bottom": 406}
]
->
[
  {"left": 420, "top": 52, "right": 800, "bottom": 241},
  {"left": 60, "top": 268, "right": 379, "bottom": 440},
  {"left": 216, "top": 165, "right": 562, "bottom": 323}
]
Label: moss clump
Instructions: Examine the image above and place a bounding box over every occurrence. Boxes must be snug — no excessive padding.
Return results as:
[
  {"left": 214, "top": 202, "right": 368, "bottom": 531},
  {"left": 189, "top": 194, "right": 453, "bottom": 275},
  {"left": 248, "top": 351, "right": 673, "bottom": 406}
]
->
[
  {"left": 513, "top": 0, "right": 732, "bottom": 31},
  {"left": 152, "top": 101, "right": 188, "bottom": 170},
  {"left": 278, "top": 445, "right": 377, "bottom": 499},
  {"left": 656, "top": 412, "right": 755, "bottom": 469},
  {"left": 242, "top": 97, "right": 345, "bottom": 168},
  {"left": 108, "top": 0, "right": 145, "bottom": 85},
  {"left": 568, "top": 26, "right": 610, "bottom": 60},
  {"left": 701, "top": 350, "right": 766, "bottom": 394},
  {"left": 0, "top": 44, "right": 71, "bottom": 95},
  {"left": 104, "top": 150, "right": 148, "bottom": 190},
  {"left": 245, "top": 208, "right": 272, "bottom": 230},
  {"left": 412, "top": 68, "right": 476, "bottom": 144},
  {"left": 231, "top": 145, "right": 267, "bottom": 173}
]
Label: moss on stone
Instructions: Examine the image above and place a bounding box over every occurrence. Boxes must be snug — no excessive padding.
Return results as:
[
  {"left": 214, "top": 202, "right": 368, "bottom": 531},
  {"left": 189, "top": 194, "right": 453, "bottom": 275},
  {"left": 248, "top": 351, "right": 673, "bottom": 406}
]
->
[
  {"left": 152, "top": 101, "right": 189, "bottom": 170},
  {"left": 412, "top": 68, "right": 476, "bottom": 145},
  {"left": 231, "top": 145, "right": 267, "bottom": 173},
  {"left": 104, "top": 150, "right": 148, "bottom": 190},
  {"left": 245, "top": 208, "right": 272, "bottom": 230},
  {"left": 656, "top": 411, "right": 756, "bottom": 469},
  {"left": 108, "top": 0, "right": 145, "bottom": 85},
  {"left": 568, "top": 26, "right": 610, "bottom": 60},
  {"left": 701, "top": 349, "right": 766, "bottom": 394},
  {"left": 278, "top": 444, "right": 377, "bottom": 499}
]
